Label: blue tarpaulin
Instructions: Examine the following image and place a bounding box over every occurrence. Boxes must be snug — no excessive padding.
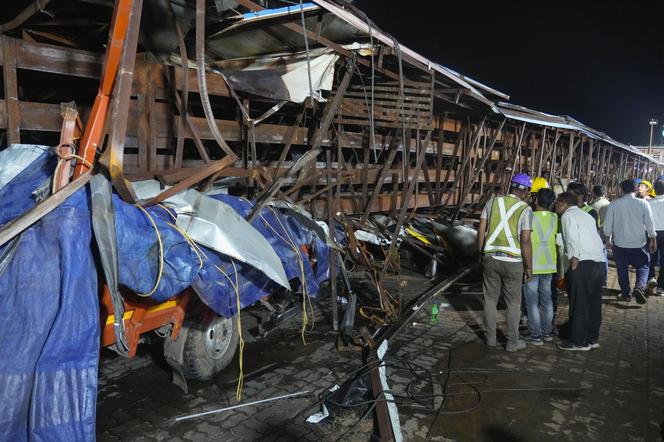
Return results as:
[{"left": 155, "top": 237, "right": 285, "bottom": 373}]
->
[
  {"left": 0, "top": 147, "right": 337, "bottom": 440},
  {"left": 112, "top": 193, "right": 334, "bottom": 317},
  {"left": 0, "top": 151, "right": 98, "bottom": 441}
]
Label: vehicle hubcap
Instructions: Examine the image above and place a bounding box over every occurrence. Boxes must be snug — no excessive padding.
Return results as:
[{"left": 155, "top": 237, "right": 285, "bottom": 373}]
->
[{"left": 204, "top": 317, "right": 233, "bottom": 360}]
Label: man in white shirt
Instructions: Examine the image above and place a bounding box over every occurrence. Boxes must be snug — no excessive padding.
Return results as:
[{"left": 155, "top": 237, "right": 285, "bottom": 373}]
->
[
  {"left": 590, "top": 185, "right": 610, "bottom": 227},
  {"left": 603, "top": 179, "right": 657, "bottom": 304},
  {"left": 554, "top": 192, "right": 606, "bottom": 351},
  {"left": 478, "top": 173, "right": 533, "bottom": 352},
  {"left": 647, "top": 179, "right": 664, "bottom": 295},
  {"left": 590, "top": 185, "right": 611, "bottom": 286}
]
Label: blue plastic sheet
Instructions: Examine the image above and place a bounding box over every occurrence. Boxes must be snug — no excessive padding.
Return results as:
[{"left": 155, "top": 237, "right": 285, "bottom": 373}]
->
[
  {"left": 114, "top": 200, "right": 200, "bottom": 302},
  {"left": 0, "top": 175, "right": 98, "bottom": 441},
  {"left": 188, "top": 195, "right": 335, "bottom": 317},
  {"left": 0, "top": 150, "right": 339, "bottom": 440}
]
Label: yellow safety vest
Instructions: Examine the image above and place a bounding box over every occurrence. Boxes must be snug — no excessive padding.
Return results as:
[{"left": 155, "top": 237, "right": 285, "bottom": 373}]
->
[
  {"left": 531, "top": 211, "right": 558, "bottom": 274},
  {"left": 484, "top": 196, "right": 528, "bottom": 257},
  {"left": 581, "top": 203, "right": 600, "bottom": 227}
]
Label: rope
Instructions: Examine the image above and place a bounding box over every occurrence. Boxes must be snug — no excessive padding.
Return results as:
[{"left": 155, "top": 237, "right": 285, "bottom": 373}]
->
[
  {"left": 59, "top": 153, "right": 93, "bottom": 169},
  {"left": 256, "top": 206, "right": 316, "bottom": 345},
  {"left": 215, "top": 259, "right": 245, "bottom": 401},
  {"left": 134, "top": 205, "right": 164, "bottom": 297},
  {"left": 156, "top": 204, "right": 245, "bottom": 400}
]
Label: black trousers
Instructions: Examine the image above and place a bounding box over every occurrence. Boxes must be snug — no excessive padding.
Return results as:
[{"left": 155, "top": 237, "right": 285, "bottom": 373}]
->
[{"left": 567, "top": 260, "right": 604, "bottom": 345}]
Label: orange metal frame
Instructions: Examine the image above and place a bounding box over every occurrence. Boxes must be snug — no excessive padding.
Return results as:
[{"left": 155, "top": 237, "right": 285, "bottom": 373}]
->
[
  {"left": 73, "top": 0, "right": 133, "bottom": 178},
  {"left": 100, "top": 287, "right": 192, "bottom": 357},
  {"left": 70, "top": 0, "right": 189, "bottom": 356}
]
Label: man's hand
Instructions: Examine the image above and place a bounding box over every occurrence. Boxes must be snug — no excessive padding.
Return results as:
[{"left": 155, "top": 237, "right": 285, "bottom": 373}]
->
[
  {"left": 570, "top": 257, "right": 579, "bottom": 271},
  {"left": 649, "top": 237, "right": 657, "bottom": 254},
  {"left": 523, "top": 267, "right": 533, "bottom": 282},
  {"left": 605, "top": 241, "right": 612, "bottom": 255}
]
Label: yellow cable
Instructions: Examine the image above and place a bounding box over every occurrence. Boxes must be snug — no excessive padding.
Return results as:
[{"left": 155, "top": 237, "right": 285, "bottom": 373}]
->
[
  {"left": 135, "top": 205, "right": 164, "bottom": 297},
  {"left": 215, "top": 259, "right": 244, "bottom": 401},
  {"left": 157, "top": 204, "right": 178, "bottom": 222},
  {"left": 156, "top": 205, "right": 204, "bottom": 271},
  {"left": 257, "top": 207, "right": 316, "bottom": 345},
  {"left": 165, "top": 222, "right": 204, "bottom": 271},
  {"left": 155, "top": 204, "right": 244, "bottom": 399}
]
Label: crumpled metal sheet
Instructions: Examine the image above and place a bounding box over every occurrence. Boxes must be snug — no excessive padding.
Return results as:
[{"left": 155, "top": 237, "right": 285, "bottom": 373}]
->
[
  {"left": 0, "top": 144, "right": 50, "bottom": 192},
  {"left": 211, "top": 48, "right": 338, "bottom": 103},
  {"left": 134, "top": 180, "right": 289, "bottom": 289}
]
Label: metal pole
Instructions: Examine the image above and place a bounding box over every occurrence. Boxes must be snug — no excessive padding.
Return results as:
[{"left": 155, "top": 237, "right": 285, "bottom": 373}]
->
[{"left": 649, "top": 119, "right": 658, "bottom": 155}]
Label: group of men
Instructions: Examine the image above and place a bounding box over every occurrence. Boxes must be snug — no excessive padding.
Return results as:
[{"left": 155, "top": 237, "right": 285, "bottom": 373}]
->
[{"left": 477, "top": 173, "right": 664, "bottom": 352}]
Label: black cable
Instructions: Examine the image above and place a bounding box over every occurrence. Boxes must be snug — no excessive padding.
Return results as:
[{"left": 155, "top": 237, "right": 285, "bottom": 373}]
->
[
  {"left": 333, "top": 397, "right": 379, "bottom": 442},
  {"left": 425, "top": 341, "right": 471, "bottom": 438}
]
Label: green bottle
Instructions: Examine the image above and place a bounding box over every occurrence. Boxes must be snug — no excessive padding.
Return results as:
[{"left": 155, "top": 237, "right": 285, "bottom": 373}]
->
[{"left": 430, "top": 303, "right": 439, "bottom": 325}]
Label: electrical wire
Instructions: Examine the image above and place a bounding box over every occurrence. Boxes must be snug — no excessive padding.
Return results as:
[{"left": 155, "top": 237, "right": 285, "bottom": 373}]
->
[
  {"left": 134, "top": 205, "right": 164, "bottom": 297},
  {"left": 216, "top": 259, "right": 245, "bottom": 401},
  {"left": 256, "top": 206, "right": 316, "bottom": 345},
  {"left": 332, "top": 393, "right": 381, "bottom": 442},
  {"left": 155, "top": 204, "right": 245, "bottom": 400}
]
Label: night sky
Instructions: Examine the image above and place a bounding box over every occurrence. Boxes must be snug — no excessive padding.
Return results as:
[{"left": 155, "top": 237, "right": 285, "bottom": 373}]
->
[{"left": 354, "top": 0, "right": 664, "bottom": 146}]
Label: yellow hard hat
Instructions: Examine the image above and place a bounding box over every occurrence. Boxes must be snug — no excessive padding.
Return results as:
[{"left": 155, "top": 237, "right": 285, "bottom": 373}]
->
[
  {"left": 530, "top": 177, "right": 549, "bottom": 193},
  {"left": 641, "top": 180, "right": 653, "bottom": 191}
]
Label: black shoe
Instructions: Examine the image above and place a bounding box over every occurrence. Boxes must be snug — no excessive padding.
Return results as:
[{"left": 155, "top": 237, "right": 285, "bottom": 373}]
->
[
  {"left": 557, "top": 340, "right": 591, "bottom": 351},
  {"left": 616, "top": 294, "right": 631, "bottom": 302},
  {"left": 633, "top": 288, "right": 647, "bottom": 305}
]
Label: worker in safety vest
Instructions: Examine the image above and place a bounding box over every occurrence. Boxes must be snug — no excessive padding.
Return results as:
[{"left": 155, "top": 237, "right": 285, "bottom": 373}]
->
[
  {"left": 478, "top": 173, "right": 533, "bottom": 352},
  {"left": 567, "top": 182, "right": 599, "bottom": 226},
  {"left": 590, "top": 185, "right": 610, "bottom": 229},
  {"left": 522, "top": 188, "right": 557, "bottom": 345}
]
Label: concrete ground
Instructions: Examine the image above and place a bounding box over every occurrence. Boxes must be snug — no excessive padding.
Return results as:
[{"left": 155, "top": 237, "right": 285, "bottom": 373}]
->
[{"left": 97, "top": 265, "right": 664, "bottom": 441}]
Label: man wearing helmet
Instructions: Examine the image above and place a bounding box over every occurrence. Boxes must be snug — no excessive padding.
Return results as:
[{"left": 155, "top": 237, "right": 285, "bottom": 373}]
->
[
  {"left": 529, "top": 177, "right": 549, "bottom": 206},
  {"left": 478, "top": 173, "right": 533, "bottom": 352},
  {"left": 637, "top": 179, "right": 654, "bottom": 201}
]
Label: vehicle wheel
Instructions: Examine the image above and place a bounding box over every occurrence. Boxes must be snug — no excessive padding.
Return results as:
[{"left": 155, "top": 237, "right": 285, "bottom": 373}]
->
[{"left": 179, "top": 314, "right": 239, "bottom": 381}]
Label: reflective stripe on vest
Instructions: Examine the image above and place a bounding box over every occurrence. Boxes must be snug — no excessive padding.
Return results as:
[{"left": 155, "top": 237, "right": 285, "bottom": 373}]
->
[
  {"left": 484, "top": 196, "right": 528, "bottom": 257},
  {"left": 531, "top": 211, "right": 558, "bottom": 274}
]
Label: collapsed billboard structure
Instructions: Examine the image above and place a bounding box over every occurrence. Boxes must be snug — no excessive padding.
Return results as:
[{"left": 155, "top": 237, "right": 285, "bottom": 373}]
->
[{"left": 0, "top": 0, "right": 661, "bottom": 440}]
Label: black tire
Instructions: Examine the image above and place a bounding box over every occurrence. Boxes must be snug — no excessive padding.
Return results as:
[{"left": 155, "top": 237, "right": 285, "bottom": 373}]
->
[{"left": 180, "top": 314, "right": 239, "bottom": 381}]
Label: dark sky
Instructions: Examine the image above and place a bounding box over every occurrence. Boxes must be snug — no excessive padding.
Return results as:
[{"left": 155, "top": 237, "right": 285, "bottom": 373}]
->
[{"left": 354, "top": 0, "right": 664, "bottom": 146}]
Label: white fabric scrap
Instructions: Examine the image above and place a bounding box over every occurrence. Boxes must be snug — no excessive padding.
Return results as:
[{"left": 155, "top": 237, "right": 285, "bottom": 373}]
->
[
  {"left": 306, "top": 384, "right": 339, "bottom": 424},
  {"left": 377, "top": 340, "right": 403, "bottom": 442}
]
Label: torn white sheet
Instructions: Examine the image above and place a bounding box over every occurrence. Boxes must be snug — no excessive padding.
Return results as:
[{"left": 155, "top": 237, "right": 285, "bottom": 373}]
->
[
  {"left": 306, "top": 384, "right": 338, "bottom": 424},
  {"left": 212, "top": 48, "right": 339, "bottom": 103},
  {"left": 305, "top": 403, "right": 329, "bottom": 424},
  {"left": 354, "top": 229, "right": 391, "bottom": 246}
]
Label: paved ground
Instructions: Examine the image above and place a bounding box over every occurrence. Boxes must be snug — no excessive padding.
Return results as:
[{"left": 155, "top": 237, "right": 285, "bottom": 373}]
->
[{"left": 97, "top": 265, "right": 664, "bottom": 441}]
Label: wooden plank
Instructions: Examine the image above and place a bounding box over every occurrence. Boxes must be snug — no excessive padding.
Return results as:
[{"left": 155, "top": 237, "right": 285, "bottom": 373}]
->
[
  {"left": 14, "top": 37, "right": 102, "bottom": 78},
  {"left": 2, "top": 37, "right": 20, "bottom": 144}
]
